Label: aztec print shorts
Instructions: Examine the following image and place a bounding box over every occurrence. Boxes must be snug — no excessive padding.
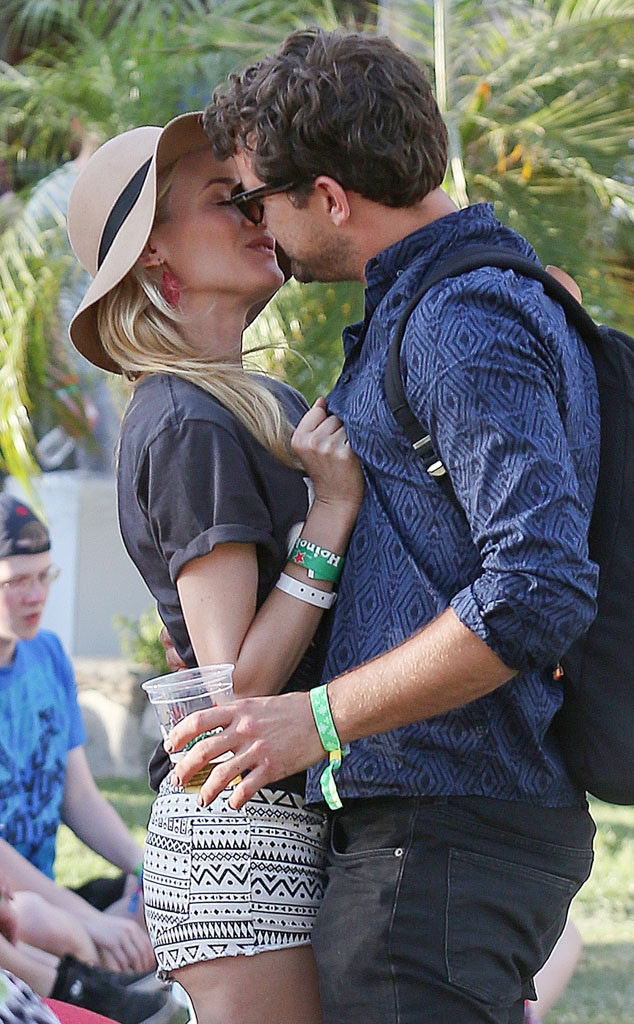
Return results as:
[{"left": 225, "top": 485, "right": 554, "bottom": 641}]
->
[{"left": 143, "top": 776, "right": 328, "bottom": 976}]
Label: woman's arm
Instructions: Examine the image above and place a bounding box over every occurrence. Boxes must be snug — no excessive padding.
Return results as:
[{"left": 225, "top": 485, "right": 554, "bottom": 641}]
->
[{"left": 177, "top": 398, "right": 364, "bottom": 697}]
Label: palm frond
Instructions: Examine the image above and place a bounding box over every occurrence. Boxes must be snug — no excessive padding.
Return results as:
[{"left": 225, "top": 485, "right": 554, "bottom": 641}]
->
[
  {"left": 0, "top": 211, "right": 68, "bottom": 487},
  {"left": 244, "top": 279, "right": 364, "bottom": 404},
  {"left": 1, "top": 0, "right": 633, "bottom": 486}
]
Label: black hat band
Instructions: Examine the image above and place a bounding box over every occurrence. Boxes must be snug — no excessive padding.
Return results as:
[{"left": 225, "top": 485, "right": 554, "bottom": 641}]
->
[{"left": 97, "top": 157, "right": 152, "bottom": 270}]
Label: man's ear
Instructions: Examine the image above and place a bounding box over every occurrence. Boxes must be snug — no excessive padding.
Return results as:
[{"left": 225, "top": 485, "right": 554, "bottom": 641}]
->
[
  {"left": 313, "top": 175, "right": 350, "bottom": 226},
  {"left": 138, "top": 241, "right": 163, "bottom": 270}
]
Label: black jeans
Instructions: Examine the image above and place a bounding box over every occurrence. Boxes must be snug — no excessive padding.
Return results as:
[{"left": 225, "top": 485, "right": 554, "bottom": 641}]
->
[{"left": 311, "top": 795, "right": 594, "bottom": 1024}]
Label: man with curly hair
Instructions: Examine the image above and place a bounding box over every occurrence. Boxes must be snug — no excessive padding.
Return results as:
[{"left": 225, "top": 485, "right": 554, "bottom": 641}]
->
[{"left": 169, "top": 28, "right": 598, "bottom": 1024}]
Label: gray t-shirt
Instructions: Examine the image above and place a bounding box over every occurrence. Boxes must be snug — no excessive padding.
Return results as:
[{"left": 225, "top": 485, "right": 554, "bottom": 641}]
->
[{"left": 117, "top": 372, "right": 330, "bottom": 792}]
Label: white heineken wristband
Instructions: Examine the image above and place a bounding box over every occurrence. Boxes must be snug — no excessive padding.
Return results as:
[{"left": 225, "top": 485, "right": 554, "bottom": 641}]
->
[{"left": 275, "top": 572, "right": 337, "bottom": 609}]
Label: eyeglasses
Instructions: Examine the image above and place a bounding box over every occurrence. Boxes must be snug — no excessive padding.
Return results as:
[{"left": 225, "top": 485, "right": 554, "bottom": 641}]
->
[
  {"left": 0, "top": 565, "right": 61, "bottom": 595},
  {"left": 219, "top": 182, "right": 298, "bottom": 226}
]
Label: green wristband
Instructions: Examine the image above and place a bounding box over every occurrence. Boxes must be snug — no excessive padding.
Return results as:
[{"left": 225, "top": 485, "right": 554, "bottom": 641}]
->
[
  {"left": 309, "top": 684, "right": 344, "bottom": 810},
  {"left": 320, "top": 751, "right": 343, "bottom": 810},
  {"left": 289, "top": 539, "right": 344, "bottom": 583},
  {"left": 310, "top": 684, "right": 340, "bottom": 750}
]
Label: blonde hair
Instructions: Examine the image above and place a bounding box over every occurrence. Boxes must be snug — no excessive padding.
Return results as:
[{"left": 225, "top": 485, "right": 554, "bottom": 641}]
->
[{"left": 96, "top": 166, "right": 298, "bottom": 467}]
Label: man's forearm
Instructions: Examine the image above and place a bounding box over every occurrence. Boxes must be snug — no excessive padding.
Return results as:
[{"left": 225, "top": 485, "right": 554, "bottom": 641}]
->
[
  {"left": 327, "top": 607, "right": 515, "bottom": 744},
  {"left": 168, "top": 607, "right": 517, "bottom": 809}
]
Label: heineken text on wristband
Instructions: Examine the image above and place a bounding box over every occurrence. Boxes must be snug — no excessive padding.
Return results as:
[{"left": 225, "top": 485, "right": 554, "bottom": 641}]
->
[{"left": 289, "top": 539, "right": 344, "bottom": 583}]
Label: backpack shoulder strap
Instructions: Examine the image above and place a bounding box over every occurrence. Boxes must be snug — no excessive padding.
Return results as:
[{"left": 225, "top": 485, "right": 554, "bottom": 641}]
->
[{"left": 385, "top": 245, "right": 603, "bottom": 498}]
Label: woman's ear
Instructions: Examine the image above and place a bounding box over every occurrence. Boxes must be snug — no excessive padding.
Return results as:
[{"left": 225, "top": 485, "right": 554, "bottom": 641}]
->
[{"left": 138, "top": 241, "right": 163, "bottom": 270}]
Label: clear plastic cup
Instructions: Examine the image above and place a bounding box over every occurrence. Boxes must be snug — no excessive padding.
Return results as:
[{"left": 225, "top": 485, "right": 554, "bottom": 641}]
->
[{"left": 142, "top": 663, "right": 235, "bottom": 791}]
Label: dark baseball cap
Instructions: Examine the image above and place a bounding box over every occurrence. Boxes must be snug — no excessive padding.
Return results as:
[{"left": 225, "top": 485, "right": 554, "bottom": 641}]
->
[{"left": 0, "top": 494, "right": 50, "bottom": 558}]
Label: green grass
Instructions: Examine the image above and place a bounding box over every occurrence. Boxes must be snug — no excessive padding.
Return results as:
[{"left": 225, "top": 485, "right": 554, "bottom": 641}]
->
[
  {"left": 547, "top": 800, "right": 634, "bottom": 1024},
  {"left": 55, "top": 778, "right": 154, "bottom": 890},
  {"left": 55, "top": 785, "right": 634, "bottom": 1022}
]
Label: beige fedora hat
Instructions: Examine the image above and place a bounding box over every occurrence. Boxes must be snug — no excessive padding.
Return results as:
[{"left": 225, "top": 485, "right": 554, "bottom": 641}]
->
[{"left": 67, "top": 112, "right": 208, "bottom": 373}]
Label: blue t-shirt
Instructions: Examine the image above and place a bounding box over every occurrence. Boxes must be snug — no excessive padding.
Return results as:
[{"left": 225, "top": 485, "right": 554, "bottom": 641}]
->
[
  {"left": 0, "top": 631, "right": 86, "bottom": 877},
  {"left": 309, "top": 204, "right": 600, "bottom": 808}
]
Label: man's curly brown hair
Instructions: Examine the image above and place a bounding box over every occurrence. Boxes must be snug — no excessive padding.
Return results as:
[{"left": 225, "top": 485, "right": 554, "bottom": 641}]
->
[{"left": 204, "top": 28, "right": 448, "bottom": 208}]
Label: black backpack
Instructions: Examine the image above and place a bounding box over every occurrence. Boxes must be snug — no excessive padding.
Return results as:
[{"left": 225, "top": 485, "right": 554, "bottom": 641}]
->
[{"left": 384, "top": 246, "right": 634, "bottom": 805}]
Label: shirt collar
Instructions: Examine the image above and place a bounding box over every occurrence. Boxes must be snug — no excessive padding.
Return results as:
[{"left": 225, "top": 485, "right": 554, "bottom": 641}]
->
[
  {"left": 341, "top": 203, "right": 500, "bottom": 360},
  {"left": 364, "top": 202, "right": 498, "bottom": 317}
]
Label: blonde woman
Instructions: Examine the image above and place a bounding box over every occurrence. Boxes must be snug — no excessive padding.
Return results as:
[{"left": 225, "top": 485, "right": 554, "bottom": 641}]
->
[{"left": 66, "top": 113, "right": 364, "bottom": 1024}]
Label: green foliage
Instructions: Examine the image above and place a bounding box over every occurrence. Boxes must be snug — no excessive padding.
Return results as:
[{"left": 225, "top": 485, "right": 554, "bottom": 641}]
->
[
  {"left": 0, "top": 0, "right": 346, "bottom": 489},
  {"left": 401, "top": 0, "right": 634, "bottom": 328},
  {"left": 0, "top": 0, "right": 344, "bottom": 176},
  {"left": 1, "top": 0, "right": 633, "bottom": 488},
  {"left": 547, "top": 799, "right": 634, "bottom": 1023},
  {"left": 114, "top": 606, "right": 169, "bottom": 674},
  {"left": 244, "top": 277, "right": 364, "bottom": 403},
  {"left": 0, "top": 207, "right": 69, "bottom": 485}
]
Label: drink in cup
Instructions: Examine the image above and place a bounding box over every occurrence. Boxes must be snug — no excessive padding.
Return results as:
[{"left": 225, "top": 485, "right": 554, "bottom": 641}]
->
[{"left": 142, "top": 663, "right": 235, "bottom": 792}]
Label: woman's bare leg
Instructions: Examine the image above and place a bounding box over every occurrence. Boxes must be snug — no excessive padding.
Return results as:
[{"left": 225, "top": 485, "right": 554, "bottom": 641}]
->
[{"left": 174, "top": 945, "right": 323, "bottom": 1024}]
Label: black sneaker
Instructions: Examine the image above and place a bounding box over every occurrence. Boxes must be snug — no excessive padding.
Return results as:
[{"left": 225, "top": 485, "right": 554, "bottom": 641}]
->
[{"left": 50, "top": 955, "right": 173, "bottom": 1024}]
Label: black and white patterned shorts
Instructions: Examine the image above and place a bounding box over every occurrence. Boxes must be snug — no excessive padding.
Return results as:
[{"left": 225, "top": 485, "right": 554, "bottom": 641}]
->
[{"left": 143, "top": 778, "right": 328, "bottom": 976}]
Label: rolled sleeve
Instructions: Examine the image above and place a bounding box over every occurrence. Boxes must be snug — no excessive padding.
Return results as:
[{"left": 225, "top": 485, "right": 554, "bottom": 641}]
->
[
  {"left": 406, "top": 296, "right": 599, "bottom": 670},
  {"left": 143, "top": 417, "right": 278, "bottom": 582}
]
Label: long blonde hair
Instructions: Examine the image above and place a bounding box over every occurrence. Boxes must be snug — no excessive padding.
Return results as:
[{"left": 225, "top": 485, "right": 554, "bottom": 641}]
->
[{"left": 96, "top": 164, "right": 298, "bottom": 467}]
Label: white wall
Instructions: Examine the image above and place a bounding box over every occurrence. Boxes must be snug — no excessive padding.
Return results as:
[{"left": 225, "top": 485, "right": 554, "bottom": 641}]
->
[{"left": 7, "top": 472, "right": 153, "bottom": 656}]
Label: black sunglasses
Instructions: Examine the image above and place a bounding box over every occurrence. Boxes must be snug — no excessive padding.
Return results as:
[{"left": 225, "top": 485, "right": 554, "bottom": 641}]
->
[{"left": 220, "top": 182, "right": 298, "bottom": 225}]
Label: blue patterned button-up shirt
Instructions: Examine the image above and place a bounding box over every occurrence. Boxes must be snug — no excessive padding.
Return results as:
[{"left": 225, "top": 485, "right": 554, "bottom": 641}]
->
[{"left": 306, "top": 204, "right": 599, "bottom": 807}]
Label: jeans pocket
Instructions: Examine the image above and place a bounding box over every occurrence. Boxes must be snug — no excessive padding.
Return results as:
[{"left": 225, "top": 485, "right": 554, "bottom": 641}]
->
[
  {"left": 329, "top": 798, "right": 417, "bottom": 860},
  {"left": 314, "top": 806, "right": 415, "bottom": 1024},
  {"left": 446, "top": 848, "right": 577, "bottom": 1005}
]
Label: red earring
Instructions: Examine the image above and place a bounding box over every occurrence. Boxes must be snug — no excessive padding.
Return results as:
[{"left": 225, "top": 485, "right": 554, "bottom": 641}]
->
[{"left": 161, "top": 269, "right": 181, "bottom": 306}]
